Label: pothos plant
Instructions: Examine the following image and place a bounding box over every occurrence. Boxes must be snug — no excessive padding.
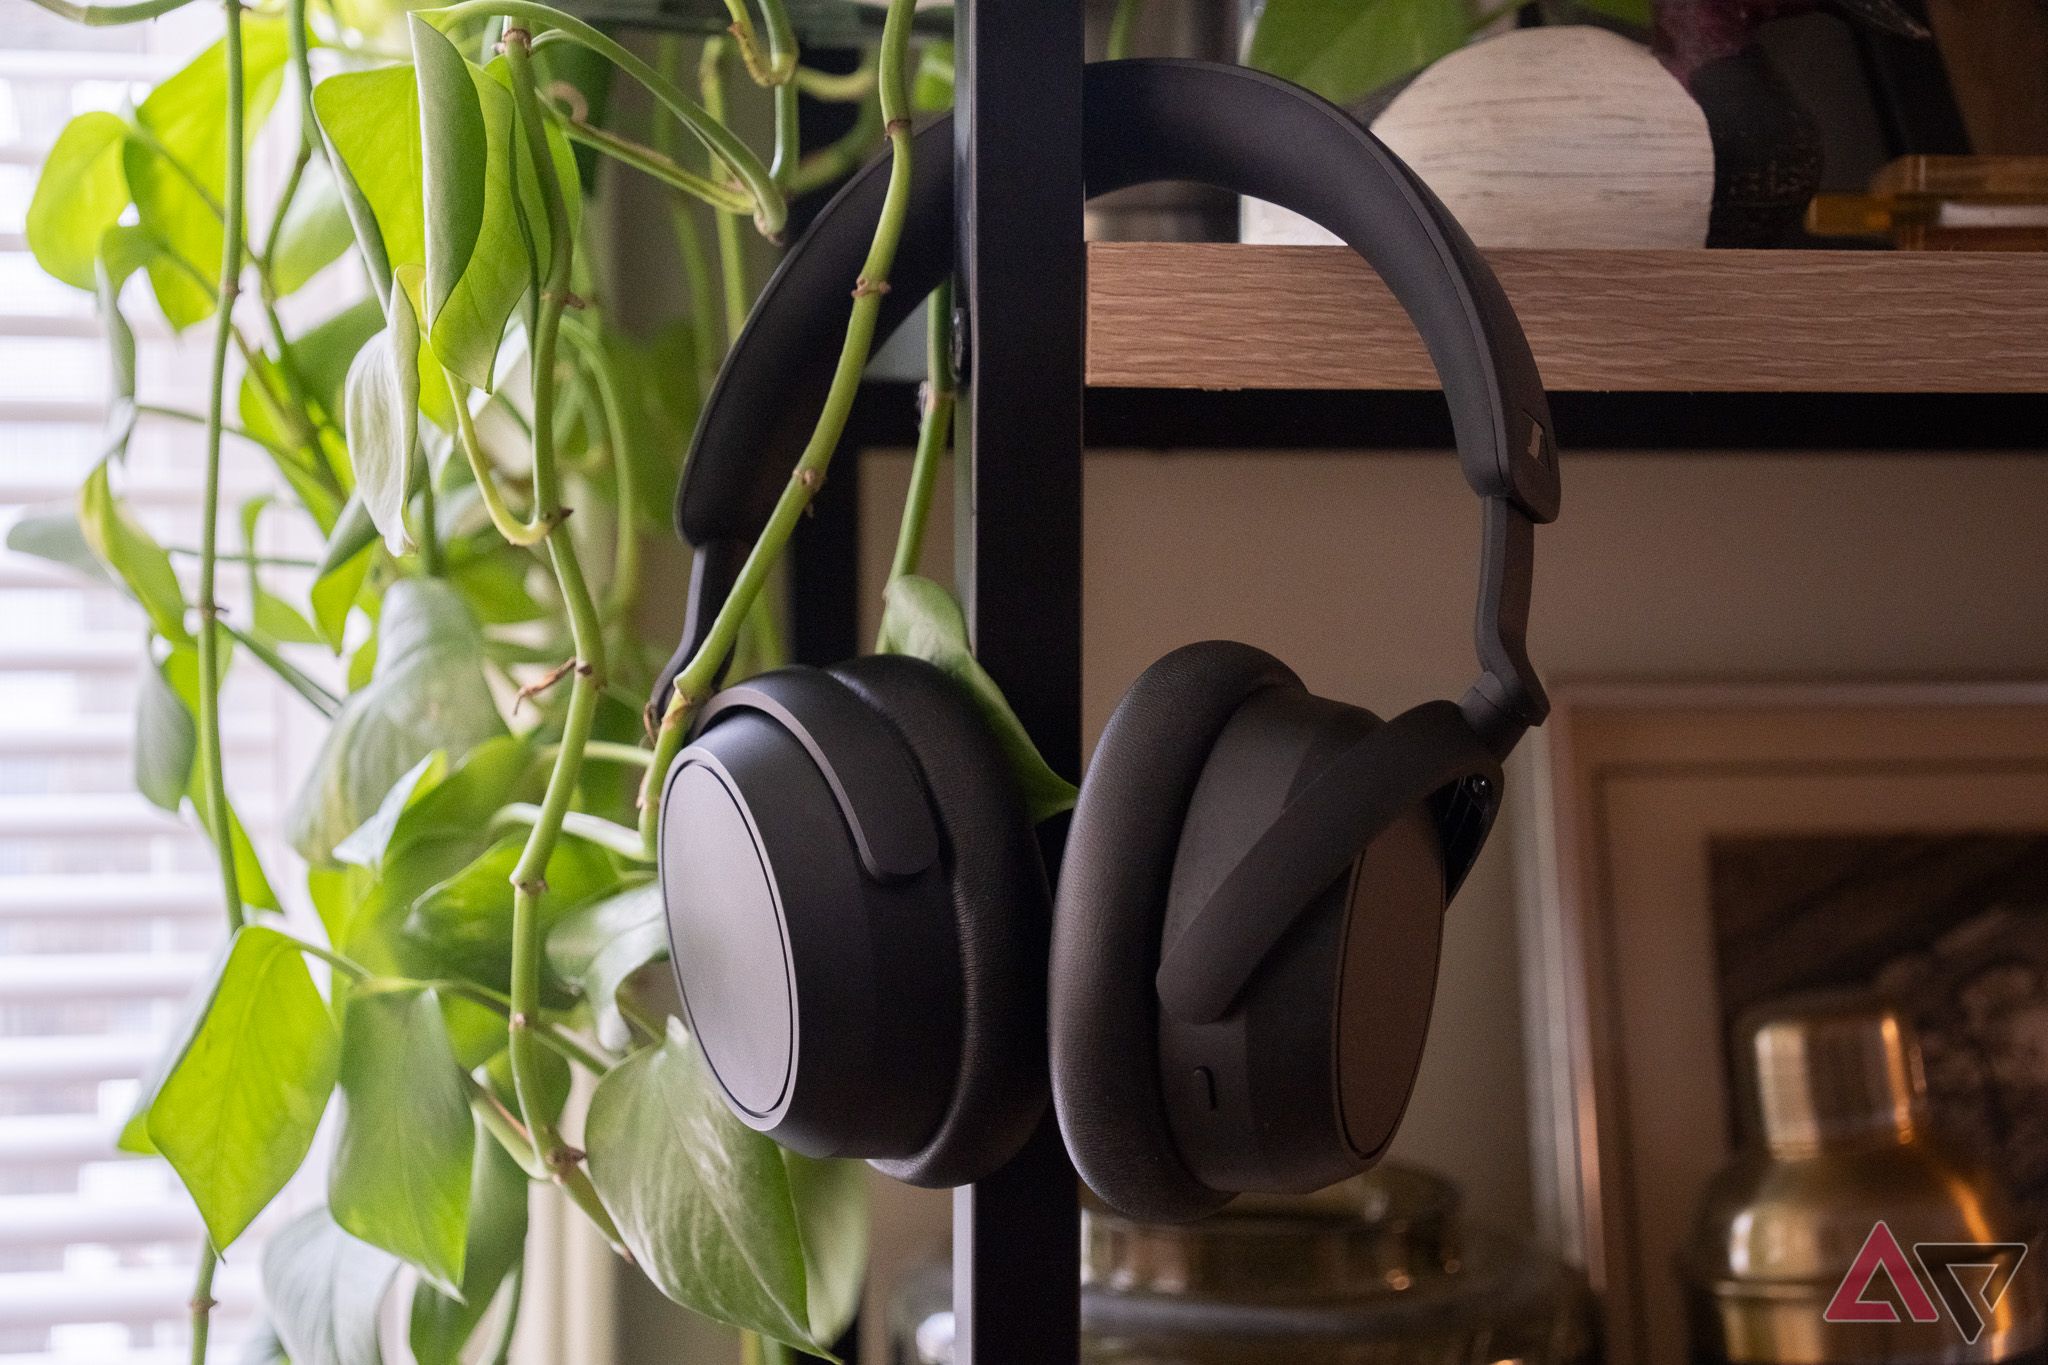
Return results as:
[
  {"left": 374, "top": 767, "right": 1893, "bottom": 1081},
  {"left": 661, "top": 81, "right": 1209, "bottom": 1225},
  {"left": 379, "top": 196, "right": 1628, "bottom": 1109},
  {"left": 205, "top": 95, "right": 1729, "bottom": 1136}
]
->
[{"left": 10, "top": 0, "right": 1070, "bottom": 1359}]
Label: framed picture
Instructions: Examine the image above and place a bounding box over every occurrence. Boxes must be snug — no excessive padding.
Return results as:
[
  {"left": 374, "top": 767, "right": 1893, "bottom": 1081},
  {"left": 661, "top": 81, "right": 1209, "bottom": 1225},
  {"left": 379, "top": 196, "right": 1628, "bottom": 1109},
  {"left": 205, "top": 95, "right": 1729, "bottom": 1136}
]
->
[{"left": 1516, "top": 683, "right": 2048, "bottom": 1365}]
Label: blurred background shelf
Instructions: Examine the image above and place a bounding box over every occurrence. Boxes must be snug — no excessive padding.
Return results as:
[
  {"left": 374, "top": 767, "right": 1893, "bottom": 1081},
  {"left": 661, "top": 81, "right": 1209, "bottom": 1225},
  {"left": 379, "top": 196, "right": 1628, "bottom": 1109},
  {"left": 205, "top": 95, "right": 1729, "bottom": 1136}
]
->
[{"left": 1086, "top": 244, "right": 2048, "bottom": 393}]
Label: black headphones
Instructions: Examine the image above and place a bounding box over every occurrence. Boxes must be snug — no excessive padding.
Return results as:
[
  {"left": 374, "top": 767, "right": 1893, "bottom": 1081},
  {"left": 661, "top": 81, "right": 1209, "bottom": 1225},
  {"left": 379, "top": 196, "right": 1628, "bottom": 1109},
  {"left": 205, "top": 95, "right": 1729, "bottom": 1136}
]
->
[{"left": 652, "top": 59, "right": 1560, "bottom": 1222}]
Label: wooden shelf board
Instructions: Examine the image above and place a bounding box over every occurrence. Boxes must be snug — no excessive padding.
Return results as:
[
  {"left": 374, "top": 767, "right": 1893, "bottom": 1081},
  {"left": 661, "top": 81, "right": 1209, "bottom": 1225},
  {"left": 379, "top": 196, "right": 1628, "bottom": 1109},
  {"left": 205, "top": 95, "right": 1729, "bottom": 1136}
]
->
[{"left": 1085, "top": 244, "right": 2048, "bottom": 395}]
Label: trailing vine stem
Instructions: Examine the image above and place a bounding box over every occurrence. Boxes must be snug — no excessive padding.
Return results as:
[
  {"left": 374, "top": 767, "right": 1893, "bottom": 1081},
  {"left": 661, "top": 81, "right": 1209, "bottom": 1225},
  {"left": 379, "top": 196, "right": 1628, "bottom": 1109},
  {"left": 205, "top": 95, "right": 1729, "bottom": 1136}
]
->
[
  {"left": 498, "top": 25, "right": 628, "bottom": 1260},
  {"left": 794, "top": 57, "right": 877, "bottom": 104},
  {"left": 198, "top": 0, "right": 247, "bottom": 957},
  {"left": 785, "top": 88, "right": 883, "bottom": 197},
  {"left": 653, "top": 36, "right": 722, "bottom": 398},
  {"left": 431, "top": 0, "right": 787, "bottom": 236},
  {"left": 546, "top": 110, "right": 757, "bottom": 213},
  {"left": 186, "top": 4, "right": 250, "bottom": 1355},
  {"left": 638, "top": 0, "right": 923, "bottom": 856},
  {"left": 446, "top": 372, "right": 552, "bottom": 545},
  {"left": 188, "top": 1250, "right": 217, "bottom": 1365},
  {"left": 886, "top": 277, "right": 954, "bottom": 591},
  {"left": 699, "top": 38, "right": 753, "bottom": 347},
  {"left": 558, "top": 316, "right": 640, "bottom": 624},
  {"left": 720, "top": 0, "right": 800, "bottom": 185}
]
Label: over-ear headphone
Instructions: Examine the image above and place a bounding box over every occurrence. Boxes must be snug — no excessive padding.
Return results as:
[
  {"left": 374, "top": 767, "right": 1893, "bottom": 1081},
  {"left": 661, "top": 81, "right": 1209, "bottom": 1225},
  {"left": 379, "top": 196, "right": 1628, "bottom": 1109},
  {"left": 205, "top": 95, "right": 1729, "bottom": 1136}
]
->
[{"left": 651, "top": 59, "right": 1560, "bottom": 1220}]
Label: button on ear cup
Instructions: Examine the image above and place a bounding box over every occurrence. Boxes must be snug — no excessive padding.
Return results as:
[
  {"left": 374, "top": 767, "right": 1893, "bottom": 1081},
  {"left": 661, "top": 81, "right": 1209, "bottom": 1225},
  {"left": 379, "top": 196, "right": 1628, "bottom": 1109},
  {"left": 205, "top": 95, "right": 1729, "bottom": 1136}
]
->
[
  {"left": 1049, "top": 641, "right": 1301, "bottom": 1222},
  {"left": 829, "top": 654, "right": 1053, "bottom": 1188}
]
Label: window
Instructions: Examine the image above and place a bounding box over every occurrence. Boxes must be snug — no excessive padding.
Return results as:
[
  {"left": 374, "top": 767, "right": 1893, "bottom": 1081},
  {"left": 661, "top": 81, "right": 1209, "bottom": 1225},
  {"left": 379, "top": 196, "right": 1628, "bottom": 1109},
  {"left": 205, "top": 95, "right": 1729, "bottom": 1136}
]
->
[{"left": 0, "top": 11, "right": 314, "bottom": 1360}]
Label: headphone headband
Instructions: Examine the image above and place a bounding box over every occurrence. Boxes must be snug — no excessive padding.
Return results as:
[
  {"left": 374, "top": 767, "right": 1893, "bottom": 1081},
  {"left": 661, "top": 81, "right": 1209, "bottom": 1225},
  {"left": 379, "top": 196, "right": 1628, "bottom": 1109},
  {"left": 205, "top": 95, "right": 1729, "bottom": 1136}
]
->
[{"left": 660, "top": 59, "right": 1558, "bottom": 754}]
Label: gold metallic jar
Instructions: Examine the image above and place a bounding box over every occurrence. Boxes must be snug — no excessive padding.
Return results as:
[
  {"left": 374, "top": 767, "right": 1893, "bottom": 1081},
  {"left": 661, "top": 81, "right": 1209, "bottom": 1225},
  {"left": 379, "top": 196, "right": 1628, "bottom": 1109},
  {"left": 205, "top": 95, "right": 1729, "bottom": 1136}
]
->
[
  {"left": 1683, "top": 992, "right": 2044, "bottom": 1364},
  {"left": 893, "top": 1164, "right": 1591, "bottom": 1364}
]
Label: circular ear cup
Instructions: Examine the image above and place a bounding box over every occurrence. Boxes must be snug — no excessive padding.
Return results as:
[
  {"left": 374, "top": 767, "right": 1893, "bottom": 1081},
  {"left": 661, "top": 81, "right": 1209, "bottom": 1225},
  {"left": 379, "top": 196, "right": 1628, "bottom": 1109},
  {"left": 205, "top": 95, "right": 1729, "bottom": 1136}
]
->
[
  {"left": 829, "top": 653, "right": 1053, "bottom": 1188},
  {"left": 1050, "top": 641, "right": 1301, "bottom": 1223}
]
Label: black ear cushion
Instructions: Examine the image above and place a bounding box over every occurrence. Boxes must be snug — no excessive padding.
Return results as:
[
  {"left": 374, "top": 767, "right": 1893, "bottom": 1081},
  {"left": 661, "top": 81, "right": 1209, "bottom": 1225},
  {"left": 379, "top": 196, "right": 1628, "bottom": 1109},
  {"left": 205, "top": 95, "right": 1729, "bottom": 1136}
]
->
[
  {"left": 1051, "top": 641, "right": 1302, "bottom": 1222},
  {"left": 828, "top": 653, "right": 1052, "bottom": 1188}
]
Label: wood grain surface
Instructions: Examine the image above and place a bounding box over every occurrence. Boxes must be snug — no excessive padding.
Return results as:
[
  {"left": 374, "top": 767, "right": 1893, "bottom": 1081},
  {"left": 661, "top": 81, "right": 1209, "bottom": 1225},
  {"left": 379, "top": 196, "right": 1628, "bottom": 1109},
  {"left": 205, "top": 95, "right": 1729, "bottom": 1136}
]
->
[{"left": 1085, "top": 243, "right": 2048, "bottom": 393}]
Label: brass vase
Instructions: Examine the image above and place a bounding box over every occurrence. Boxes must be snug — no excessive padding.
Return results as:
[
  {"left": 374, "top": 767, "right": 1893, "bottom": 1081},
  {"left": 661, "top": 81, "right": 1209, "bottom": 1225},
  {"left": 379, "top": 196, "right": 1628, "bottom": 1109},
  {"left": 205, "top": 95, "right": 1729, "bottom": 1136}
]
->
[{"left": 1683, "top": 992, "right": 2044, "bottom": 1363}]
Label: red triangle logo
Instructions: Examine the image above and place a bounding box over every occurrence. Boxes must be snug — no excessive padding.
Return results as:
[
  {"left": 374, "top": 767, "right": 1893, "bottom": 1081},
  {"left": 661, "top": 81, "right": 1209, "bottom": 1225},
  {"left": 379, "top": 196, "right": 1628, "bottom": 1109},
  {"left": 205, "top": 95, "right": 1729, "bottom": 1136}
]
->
[{"left": 1824, "top": 1222, "right": 1942, "bottom": 1324}]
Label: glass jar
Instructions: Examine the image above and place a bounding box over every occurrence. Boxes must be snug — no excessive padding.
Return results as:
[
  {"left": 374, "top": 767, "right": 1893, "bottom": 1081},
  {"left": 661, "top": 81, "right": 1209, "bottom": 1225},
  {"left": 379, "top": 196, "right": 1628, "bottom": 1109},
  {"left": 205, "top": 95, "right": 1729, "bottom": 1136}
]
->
[{"left": 892, "top": 1164, "right": 1592, "bottom": 1364}]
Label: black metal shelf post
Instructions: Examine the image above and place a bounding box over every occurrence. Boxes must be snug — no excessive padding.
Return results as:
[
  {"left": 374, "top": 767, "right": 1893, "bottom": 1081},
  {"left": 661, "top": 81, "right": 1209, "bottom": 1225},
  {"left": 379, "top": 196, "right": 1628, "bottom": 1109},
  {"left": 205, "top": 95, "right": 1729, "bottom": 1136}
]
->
[{"left": 951, "top": 1, "right": 1087, "bottom": 1362}]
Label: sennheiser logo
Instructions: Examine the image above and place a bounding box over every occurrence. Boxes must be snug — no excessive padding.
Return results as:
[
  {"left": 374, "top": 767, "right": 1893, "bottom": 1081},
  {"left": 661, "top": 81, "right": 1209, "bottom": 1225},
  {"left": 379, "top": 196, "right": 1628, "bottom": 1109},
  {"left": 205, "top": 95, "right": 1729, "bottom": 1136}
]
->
[{"left": 1823, "top": 1221, "right": 2030, "bottom": 1345}]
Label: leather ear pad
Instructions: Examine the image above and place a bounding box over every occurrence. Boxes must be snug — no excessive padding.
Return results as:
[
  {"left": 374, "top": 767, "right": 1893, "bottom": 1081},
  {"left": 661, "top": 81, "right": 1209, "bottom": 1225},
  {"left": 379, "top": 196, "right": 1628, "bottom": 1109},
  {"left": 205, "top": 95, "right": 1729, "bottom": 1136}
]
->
[
  {"left": 828, "top": 653, "right": 1052, "bottom": 1187},
  {"left": 1050, "top": 641, "right": 1302, "bottom": 1222}
]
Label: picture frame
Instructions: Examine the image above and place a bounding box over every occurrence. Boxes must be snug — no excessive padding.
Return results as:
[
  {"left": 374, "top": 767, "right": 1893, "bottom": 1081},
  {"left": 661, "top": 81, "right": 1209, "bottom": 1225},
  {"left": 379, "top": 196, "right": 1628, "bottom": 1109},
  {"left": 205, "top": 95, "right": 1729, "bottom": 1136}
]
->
[{"left": 1515, "top": 682, "right": 2048, "bottom": 1365}]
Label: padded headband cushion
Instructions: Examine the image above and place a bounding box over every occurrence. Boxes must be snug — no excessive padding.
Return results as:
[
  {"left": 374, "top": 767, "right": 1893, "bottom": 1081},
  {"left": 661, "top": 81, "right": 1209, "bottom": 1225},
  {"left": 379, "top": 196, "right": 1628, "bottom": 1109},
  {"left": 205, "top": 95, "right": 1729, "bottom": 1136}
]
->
[
  {"left": 829, "top": 653, "right": 1051, "bottom": 1187},
  {"left": 1050, "top": 641, "right": 1300, "bottom": 1221}
]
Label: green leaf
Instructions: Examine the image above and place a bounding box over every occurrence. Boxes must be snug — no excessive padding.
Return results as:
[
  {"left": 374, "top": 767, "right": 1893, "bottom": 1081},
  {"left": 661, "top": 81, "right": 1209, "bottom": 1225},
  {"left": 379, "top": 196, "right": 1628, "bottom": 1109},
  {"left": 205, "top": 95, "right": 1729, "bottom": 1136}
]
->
[
  {"left": 333, "top": 750, "right": 448, "bottom": 870},
  {"left": 597, "top": 321, "right": 695, "bottom": 531},
  {"left": 785, "top": 1151, "right": 868, "bottom": 1348},
  {"left": 117, "top": 964, "right": 219, "bottom": 1156},
  {"left": 240, "top": 494, "right": 324, "bottom": 646},
  {"left": 271, "top": 159, "right": 357, "bottom": 295},
  {"left": 438, "top": 44, "right": 574, "bottom": 391},
  {"left": 912, "top": 41, "right": 954, "bottom": 112},
  {"left": 1247, "top": 0, "right": 1475, "bottom": 106},
  {"left": 6, "top": 506, "right": 112, "bottom": 584},
  {"left": 145, "top": 925, "right": 340, "bottom": 1250},
  {"left": 124, "top": 18, "right": 292, "bottom": 328},
  {"left": 154, "top": 635, "right": 282, "bottom": 914},
  {"left": 380, "top": 735, "right": 543, "bottom": 868},
  {"left": 411, "top": 20, "right": 490, "bottom": 385},
  {"left": 241, "top": 298, "right": 381, "bottom": 461},
  {"left": 255, "top": 584, "right": 323, "bottom": 645},
  {"left": 26, "top": 111, "right": 131, "bottom": 291},
  {"left": 192, "top": 790, "right": 282, "bottom": 913},
  {"left": 79, "top": 458, "right": 187, "bottom": 643},
  {"left": 585, "top": 1021, "right": 820, "bottom": 1352},
  {"left": 484, "top": 1041, "right": 569, "bottom": 1131},
  {"left": 311, "top": 495, "right": 380, "bottom": 652},
  {"left": 348, "top": 633, "right": 380, "bottom": 692},
  {"left": 408, "top": 1136, "right": 529, "bottom": 1365},
  {"left": 402, "top": 831, "right": 619, "bottom": 994},
  {"left": 329, "top": 735, "right": 544, "bottom": 968},
  {"left": 263, "top": 1206, "right": 402, "bottom": 1365},
  {"left": 287, "top": 577, "right": 507, "bottom": 864},
  {"left": 547, "top": 881, "right": 664, "bottom": 1044},
  {"left": 22, "top": 0, "right": 195, "bottom": 27},
  {"left": 313, "top": 63, "right": 425, "bottom": 277},
  {"left": 876, "top": 575, "right": 1077, "bottom": 824},
  {"left": 135, "top": 643, "right": 198, "bottom": 812},
  {"left": 445, "top": 544, "right": 543, "bottom": 625},
  {"left": 96, "top": 226, "right": 157, "bottom": 419},
  {"left": 330, "top": 987, "right": 474, "bottom": 1294},
  {"left": 345, "top": 283, "right": 422, "bottom": 554}
]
